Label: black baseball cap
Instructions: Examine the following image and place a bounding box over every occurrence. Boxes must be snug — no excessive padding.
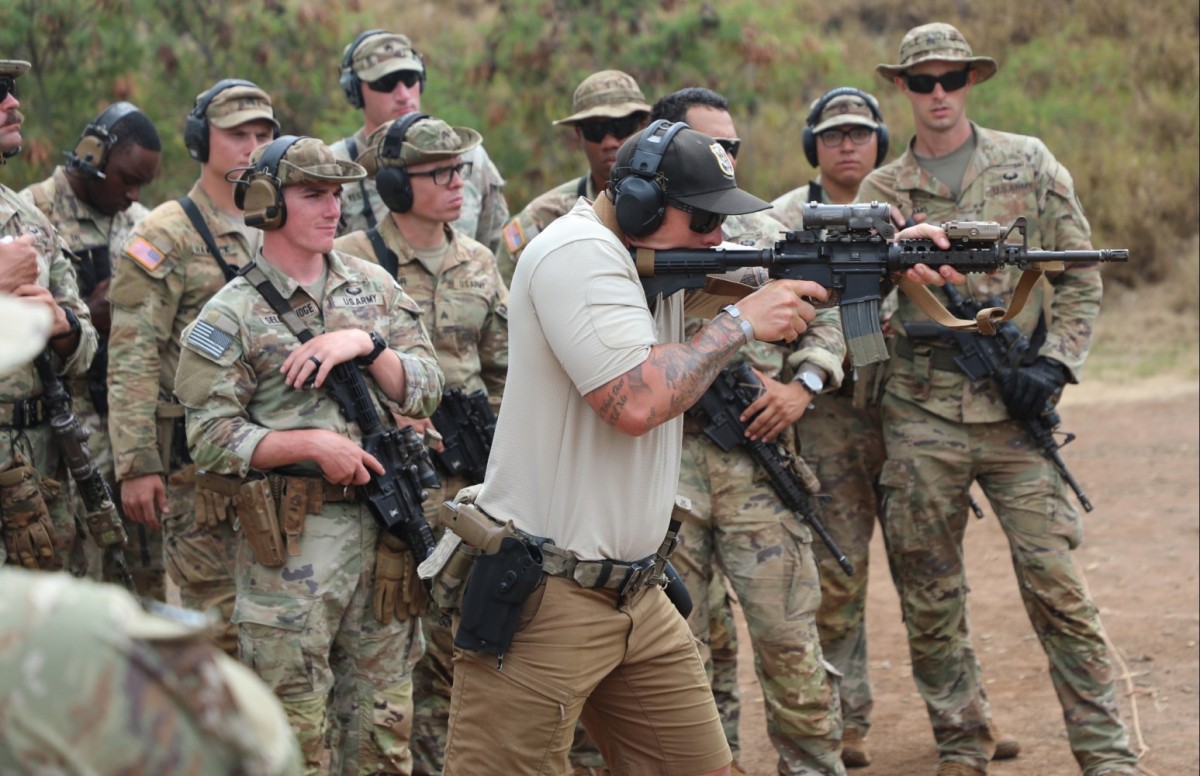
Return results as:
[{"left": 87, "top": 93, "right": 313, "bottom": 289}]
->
[{"left": 613, "top": 122, "right": 769, "bottom": 215}]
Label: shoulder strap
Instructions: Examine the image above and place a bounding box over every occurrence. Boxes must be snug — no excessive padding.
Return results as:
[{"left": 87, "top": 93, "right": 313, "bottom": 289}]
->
[
  {"left": 807, "top": 180, "right": 824, "bottom": 205},
  {"left": 576, "top": 175, "right": 589, "bottom": 198},
  {"left": 178, "top": 196, "right": 239, "bottom": 283},
  {"left": 241, "top": 264, "right": 314, "bottom": 344},
  {"left": 366, "top": 226, "right": 399, "bottom": 277}
]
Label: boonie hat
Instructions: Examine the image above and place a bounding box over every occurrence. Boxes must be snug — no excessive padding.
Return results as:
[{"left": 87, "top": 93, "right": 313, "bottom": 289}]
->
[
  {"left": 613, "top": 124, "right": 768, "bottom": 215},
  {"left": 356, "top": 115, "right": 482, "bottom": 175},
  {"left": 204, "top": 84, "right": 280, "bottom": 131},
  {"left": 346, "top": 32, "right": 424, "bottom": 83},
  {"left": 876, "top": 22, "right": 997, "bottom": 83},
  {"left": 554, "top": 70, "right": 651, "bottom": 125},
  {"left": 809, "top": 92, "right": 882, "bottom": 134},
  {"left": 249, "top": 137, "right": 365, "bottom": 185},
  {"left": 0, "top": 60, "right": 31, "bottom": 79}
]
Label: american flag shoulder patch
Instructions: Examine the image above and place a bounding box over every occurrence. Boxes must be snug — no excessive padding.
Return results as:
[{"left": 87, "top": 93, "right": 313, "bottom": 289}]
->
[
  {"left": 125, "top": 237, "right": 165, "bottom": 271},
  {"left": 187, "top": 318, "right": 235, "bottom": 360},
  {"left": 502, "top": 218, "right": 527, "bottom": 254}
]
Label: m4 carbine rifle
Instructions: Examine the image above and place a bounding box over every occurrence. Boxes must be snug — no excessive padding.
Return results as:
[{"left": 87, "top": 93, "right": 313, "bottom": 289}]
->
[
  {"left": 688, "top": 361, "right": 854, "bottom": 575},
  {"left": 633, "top": 202, "right": 1128, "bottom": 368},
  {"left": 429, "top": 388, "right": 496, "bottom": 485}
]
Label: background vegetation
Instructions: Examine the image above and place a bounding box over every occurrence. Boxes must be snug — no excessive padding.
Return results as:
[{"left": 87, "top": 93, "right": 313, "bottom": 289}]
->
[{"left": 3, "top": 0, "right": 1197, "bottom": 303}]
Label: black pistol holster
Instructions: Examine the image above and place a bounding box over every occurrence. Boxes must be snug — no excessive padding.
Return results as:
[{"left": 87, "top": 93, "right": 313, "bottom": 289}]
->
[{"left": 454, "top": 535, "right": 544, "bottom": 667}]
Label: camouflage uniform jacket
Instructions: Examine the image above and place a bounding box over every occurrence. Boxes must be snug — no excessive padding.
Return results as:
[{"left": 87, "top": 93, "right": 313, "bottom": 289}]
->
[
  {"left": 175, "top": 250, "right": 443, "bottom": 478},
  {"left": 857, "top": 122, "right": 1099, "bottom": 424},
  {"left": 769, "top": 176, "right": 826, "bottom": 231},
  {"left": 495, "top": 175, "right": 595, "bottom": 286},
  {"left": 106, "top": 181, "right": 261, "bottom": 481},
  {"left": 334, "top": 219, "right": 508, "bottom": 405},
  {"left": 332, "top": 128, "right": 509, "bottom": 252},
  {"left": 0, "top": 186, "right": 97, "bottom": 438}
]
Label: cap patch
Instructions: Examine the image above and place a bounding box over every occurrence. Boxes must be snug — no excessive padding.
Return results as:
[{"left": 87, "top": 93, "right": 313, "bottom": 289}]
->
[{"left": 709, "top": 143, "right": 735, "bottom": 179}]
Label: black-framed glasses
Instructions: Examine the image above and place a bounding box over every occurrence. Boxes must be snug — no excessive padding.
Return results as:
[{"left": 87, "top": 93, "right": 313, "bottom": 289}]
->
[
  {"left": 408, "top": 160, "right": 473, "bottom": 185},
  {"left": 714, "top": 137, "right": 741, "bottom": 159},
  {"left": 0, "top": 77, "right": 17, "bottom": 103},
  {"left": 818, "top": 126, "right": 874, "bottom": 147},
  {"left": 904, "top": 67, "right": 971, "bottom": 94},
  {"left": 669, "top": 199, "right": 727, "bottom": 234},
  {"left": 367, "top": 70, "right": 422, "bottom": 93},
  {"left": 578, "top": 115, "right": 645, "bottom": 144}
]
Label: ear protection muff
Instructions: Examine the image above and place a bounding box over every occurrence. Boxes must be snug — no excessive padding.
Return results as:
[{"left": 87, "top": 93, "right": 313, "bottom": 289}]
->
[
  {"left": 234, "top": 134, "right": 302, "bottom": 231},
  {"left": 184, "top": 78, "right": 278, "bottom": 163},
  {"left": 66, "top": 102, "right": 139, "bottom": 179},
  {"left": 339, "top": 30, "right": 427, "bottom": 109},
  {"left": 610, "top": 119, "right": 689, "bottom": 237},
  {"left": 375, "top": 112, "right": 430, "bottom": 214},
  {"left": 801, "top": 87, "right": 889, "bottom": 168}
]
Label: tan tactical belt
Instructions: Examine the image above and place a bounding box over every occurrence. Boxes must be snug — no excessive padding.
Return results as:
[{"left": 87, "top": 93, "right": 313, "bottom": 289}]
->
[
  {"left": 265, "top": 473, "right": 360, "bottom": 504},
  {"left": 507, "top": 523, "right": 667, "bottom": 598},
  {"left": 894, "top": 336, "right": 963, "bottom": 373},
  {"left": 0, "top": 397, "right": 46, "bottom": 428}
]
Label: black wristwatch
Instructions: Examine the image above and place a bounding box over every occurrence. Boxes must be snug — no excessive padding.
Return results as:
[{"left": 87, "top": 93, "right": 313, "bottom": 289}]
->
[
  {"left": 50, "top": 307, "right": 81, "bottom": 341},
  {"left": 359, "top": 331, "right": 388, "bottom": 366}
]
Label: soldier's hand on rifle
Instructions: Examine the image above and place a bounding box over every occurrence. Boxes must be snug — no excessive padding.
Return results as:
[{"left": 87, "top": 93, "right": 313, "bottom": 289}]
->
[
  {"left": 122, "top": 473, "right": 167, "bottom": 528},
  {"left": 737, "top": 279, "right": 828, "bottom": 342},
  {"left": 741, "top": 368, "right": 811, "bottom": 442},
  {"left": 893, "top": 224, "right": 969, "bottom": 286},
  {"left": 86, "top": 278, "right": 112, "bottom": 336},
  {"left": 394, "top": 415, "right": 445, "bottom": 453},
  {"left": 13, "top": 284, "right": 70, "bottom": 336},
  {"left": 0, "top": 234, "right": 38, "bottom": 293},
  {"left": 312, "top": 431, "right": 385, "bottom": 486},
  {"left": 280, "top": 330, "right": 374, "bottom": 389}
]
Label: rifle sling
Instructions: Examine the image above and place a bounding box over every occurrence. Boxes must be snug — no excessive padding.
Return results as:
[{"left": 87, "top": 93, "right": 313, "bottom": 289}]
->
[
  {"left": 242, "top": 264, "right": 316, "bottom": 344},
  {"left": 367, "top": 226, "right": 400, "bottom": 278},
  {"left": 895, "top": 267, "right": 1042, "bottom": 336},
  {"left": 179, "top": 196, "right": 240, "bottom": 283},
  {"left": 344, "top": 137, "right": 377, "bottom": 230}
]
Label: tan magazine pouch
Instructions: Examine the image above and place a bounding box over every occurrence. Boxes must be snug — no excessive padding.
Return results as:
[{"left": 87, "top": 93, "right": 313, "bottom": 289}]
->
[{"left": 236, "top": 477, "right": 286, "bottom": 567}]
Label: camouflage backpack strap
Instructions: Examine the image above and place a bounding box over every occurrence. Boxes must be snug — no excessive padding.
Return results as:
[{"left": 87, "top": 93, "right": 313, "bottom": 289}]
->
[{"left": 178, "top": 196, "right": 239, "bottom": 283}]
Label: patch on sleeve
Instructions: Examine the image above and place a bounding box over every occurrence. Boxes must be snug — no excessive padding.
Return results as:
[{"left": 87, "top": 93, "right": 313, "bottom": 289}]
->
[
  {"left": 186, "top": 317, "right": 235, "bottom": 360},
  {"left": 125, "top": 237, "right": 165, "bottom": 271},
  {"left": 502, "top": 218, "right": 529, "bottom": 254}
]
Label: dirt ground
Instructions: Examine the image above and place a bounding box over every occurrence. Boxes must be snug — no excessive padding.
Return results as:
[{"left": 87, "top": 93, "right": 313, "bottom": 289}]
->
[{"left": 734, "top": 378, "right": 1200, "bottom": 776}]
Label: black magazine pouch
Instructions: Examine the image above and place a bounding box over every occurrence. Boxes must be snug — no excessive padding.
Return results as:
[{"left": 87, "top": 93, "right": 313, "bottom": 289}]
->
[{"left": 454, "top": 536, "right": 544, "bottom": 663}]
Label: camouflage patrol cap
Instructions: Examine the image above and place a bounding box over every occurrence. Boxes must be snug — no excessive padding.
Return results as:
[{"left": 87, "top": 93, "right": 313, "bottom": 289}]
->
[
  {"left": 553, "top": 69, "right": 651, "bottom": 125},
  {"left": 356, "top": 115, "right": 482, "bottom": 175},
  {"left": 204, "top": 84, "right": 280, "bottom": 130},
  {"left": 249, "top": 136, "right": 365, "bottom": 185},
  {"left": 0, "top": 60, "right": 31, "bottom": 79},
  {"left": 346, "top": 32, "right": 424, "bottom": 82},
  {"left": 810, "top": 92, "right": 882, "bottom": 134},
  {"left": 876, "top": 23, "right": 998, "bottom": 84}
]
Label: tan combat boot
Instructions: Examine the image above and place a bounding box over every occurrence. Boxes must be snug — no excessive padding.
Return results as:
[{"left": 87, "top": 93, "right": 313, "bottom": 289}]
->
[
  {"left": 989, "top": 722, "right": 1021, "bottom": 760},
  {"left": 841, "top": 728, "right": 872, "bottom": 768},
  {"left": 935, "top": 762, "right": 986, "bottom": 776}
]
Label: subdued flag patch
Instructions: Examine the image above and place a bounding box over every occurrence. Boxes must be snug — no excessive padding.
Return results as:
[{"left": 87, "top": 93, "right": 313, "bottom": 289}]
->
[
  {"left": 502, "top": 219, "right": 527, "bottom": 254},
  {"left": 186, "top": 319, "right": 234, "bottom": 360},
  {"left": 125, "top": 237, "right": 165, "bottom": 271}
]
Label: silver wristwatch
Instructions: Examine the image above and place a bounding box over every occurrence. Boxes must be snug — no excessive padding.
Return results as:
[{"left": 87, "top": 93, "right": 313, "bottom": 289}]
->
[
  {"left": 796, "top": 366, "right": 825, "bottom": 395},
  {"left": 721, "top": 304, "right": 755, "bottom": 344}
]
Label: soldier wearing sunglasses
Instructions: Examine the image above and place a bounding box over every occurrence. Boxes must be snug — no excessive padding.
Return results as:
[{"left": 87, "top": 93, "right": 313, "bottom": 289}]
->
[
  {"left": 332, "top": 31, "right": 509, "bottom": 253},
  {"left": 495, "top": 69, "right": 650, "bottom": 285},
  {"left": 858, "top": 22, "right": 1138, "bottom": 776}
]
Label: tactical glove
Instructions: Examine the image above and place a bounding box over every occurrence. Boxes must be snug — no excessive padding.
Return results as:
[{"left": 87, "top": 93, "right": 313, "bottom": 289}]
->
[{"left": 999, "top": 357, "right": 1067, "bottom": 420}]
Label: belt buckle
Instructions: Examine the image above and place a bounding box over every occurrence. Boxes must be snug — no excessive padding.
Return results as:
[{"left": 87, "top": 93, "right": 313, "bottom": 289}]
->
[{"left": 617, "top": 558, "right": 652, "bottom": 599}]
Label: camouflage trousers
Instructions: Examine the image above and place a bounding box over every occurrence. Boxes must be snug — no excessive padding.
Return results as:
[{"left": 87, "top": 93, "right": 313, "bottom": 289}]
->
[
  {"left": 795, "top": 394, "right": 886, "bottom": 737},
  {"left": 879, "top": 393, "right": 1138, "bottom": 774},
  {"left": 707, "top": 575, "right": 741, "bottom": 758},
  {"left": 676, "top": 432, "right": 845, "bottom": 776},
  {"left": 1, "top": 425, "right": 86, "bottom": 574},
  {"left": 235, "top": 501, "right": 423, "bottom": 775},
  {"left": 160, "top": 464, "right": 238, "bottom": 654}
]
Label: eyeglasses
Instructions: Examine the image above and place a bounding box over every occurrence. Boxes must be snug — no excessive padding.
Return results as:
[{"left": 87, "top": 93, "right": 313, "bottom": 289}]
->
[
  {"left": 903, "top": 67, "right": 971, "bottom": 94},
  {"left": 578, "top": 115, "right": 645, "bottom": 144},
  {"left": 408, "top": 160, "right": 473, "bottom": 185},
  {"left": 366, "top": 70, "right": 422, "bottom": 93},
  {"left": 0, "top": 77, "right": 17, "bottom": 103},
  {"left": 714, "top": 137, "right": 741, "bottom": 160},
  {"left": 818, "top": 126, "right": 874, "bottom": 147},
  {"left": 669, "top": 199, "right": 727, "bottom": 234}
]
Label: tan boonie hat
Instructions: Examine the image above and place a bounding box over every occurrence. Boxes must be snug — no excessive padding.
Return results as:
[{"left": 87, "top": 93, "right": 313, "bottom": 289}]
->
[
  {"left": 249, "top": 137, "right": 365, "bottom": 185},
  {"left": 810, "top": 92, "right": 882, "bottom": 134},
  {"left": 876, "top": 22, "right": 998, "bottom": 83},
  {"left": 205, "top": 84, "right": 280, "bottom": 130},
  {"left": 347, "top": 33, "right": 424, "bottom": 82},
  {"left": 554, "top": 69, "right": 651, "bottom": 125},
  {"left": 356, "top": 116, "right": 482, "bottom": 175},
  {"left": 0, "top": 60, "right": 31, "bottom": 79}
]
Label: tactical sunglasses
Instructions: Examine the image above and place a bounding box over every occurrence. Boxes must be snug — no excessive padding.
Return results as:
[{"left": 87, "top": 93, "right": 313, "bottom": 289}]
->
[
  {"left": 408, "top": 160, "right": 473, "bottom": 185},
  {"left": 670, "top": 199, "right": 727, "bottom": 234},
  {"left": 0, "top": 78, "right": 17, "bottom": 103},
  {"left": 367, "top": 70, "right": 422, "bottom": 93},
  {"left": 904, "top": 67, "right": 971, "bottom": 94},
  {"left": 818, "top": 126, "right": 874, "bottom": 147},
  {"left": 714, "top": 137, "right": 741, "bottom": 160},
  {"left": 578, "top": 115, "right": 644, "bottom": 143}
]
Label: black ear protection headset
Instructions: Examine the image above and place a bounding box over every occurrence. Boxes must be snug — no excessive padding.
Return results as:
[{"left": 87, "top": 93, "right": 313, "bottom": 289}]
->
[
  {"left": 610, "top": 119, "right": 689, "bottom": 237},
  {"left": 339, "top": 30, "right": 427, "bottom": 109},
  {"left": 801, "top": 87, "right": 889, "bottom": 168},
  {"left": 375, "top": 112, "right": 431, "bottom": 214},
  {"left": 184, "top": 78, "right": 278, "bottom": 163},
  {"left": 233, "top": 134, "right": 303, "bottom": 231},
  {"left": 66, "top": 102, "right": 140, "bottom": 178}
]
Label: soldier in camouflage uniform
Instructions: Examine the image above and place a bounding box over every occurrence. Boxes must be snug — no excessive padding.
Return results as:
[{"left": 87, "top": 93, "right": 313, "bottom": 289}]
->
[
  {"left": 176, "top": 137, "right": 444, "bottom": 774},
  {"left": 652, "top": 88, "right": 847, "bottom": 776},
  {"left": 335, "top": 114, "right": 508, "bottom": 776},
  {"left": 107, "top": 80, "right": 279, "bottom": 653},
  {"left": 858, "top": 23, "right": 1137, "bottom": 776},
  {"left": 0, "top": 59, "right": 99, "bottom": 575},
  {"left": 332, "top": 31, "right": 508, "bottom": 252},
  {"left": 20, "top": 103, "right": 164, "bottom": 597},
  {"left": 495, "top": 69, "right": 650, "bottom": 286},
  {"left": 0, "top": 566, "right": 302, "bottom": 774}
]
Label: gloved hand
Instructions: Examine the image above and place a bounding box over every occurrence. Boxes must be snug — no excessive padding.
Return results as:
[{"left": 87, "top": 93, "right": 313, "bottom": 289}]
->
[{"left": 998, "top": 357, "right": 1067, "bottom": 420}]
